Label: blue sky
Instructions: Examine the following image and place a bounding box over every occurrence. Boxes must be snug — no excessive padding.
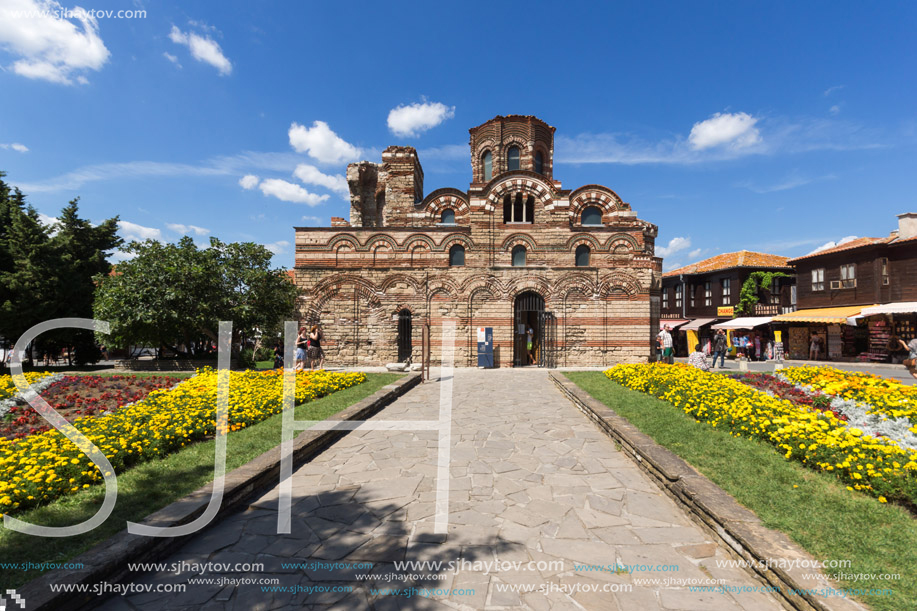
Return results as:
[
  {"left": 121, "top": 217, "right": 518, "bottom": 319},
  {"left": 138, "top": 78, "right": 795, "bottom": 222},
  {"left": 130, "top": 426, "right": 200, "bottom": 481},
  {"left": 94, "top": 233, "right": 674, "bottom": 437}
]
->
[{"left": 1, "top": 1, "right": 915, "bottom": 271}]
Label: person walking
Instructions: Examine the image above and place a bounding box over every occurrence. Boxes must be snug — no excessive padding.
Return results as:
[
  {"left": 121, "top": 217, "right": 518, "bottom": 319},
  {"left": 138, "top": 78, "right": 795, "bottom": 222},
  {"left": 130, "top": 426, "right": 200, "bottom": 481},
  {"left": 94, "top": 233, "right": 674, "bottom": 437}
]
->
[
  {"left": 688, "top": 343, "right": 711, "bottom": 371},
  {"left": 526, "top": 326, "right": 536, "bottom": 365},
  {"left": 657, "top": 325, "right": 674, "bottom": 364},
  {"left": 308, "top": 324, "right": 325, "bottom": 370},
  {"left": 895, "top": 336, "right": 917, "bottom": 380},
  {"left": 712, "top": 329, "right": 728, "bottom": 369}
]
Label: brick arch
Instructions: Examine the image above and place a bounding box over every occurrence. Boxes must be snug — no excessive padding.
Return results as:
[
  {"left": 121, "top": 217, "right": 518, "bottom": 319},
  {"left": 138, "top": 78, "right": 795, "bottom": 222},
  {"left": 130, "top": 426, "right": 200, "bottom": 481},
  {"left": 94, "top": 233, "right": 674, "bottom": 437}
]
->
[
  {"left": 379, "top": 274, "right": 422, "bottom": 294},
  {"left": 327, "top": 234, "right": 362, "bottom": 252},
  {"left": 501, "top": 233, "right": 538, "bottom": 252},
  {"left": 364, "top": 234, "right": 401, "bottom": 252},
  {"left": 508, "top": 277, "right": 555, "bottom": 303},
  {"left": 306, "top": 275, "right": 381, "bottom": 321},
  {"left": 598, "top": 272, "right": 644, "bottom": 298},
  {"left": 554, "top": 273, "right": 598, "bottom": 298},
  {"left": 440, "top": 234, "right": 475, "bottom": 252},
  {"left": 604, "top": 233, "right": 640, "bottom": 254},
  {"left": 569, "top": 185, "right": 628, "bottom": 222},
  {"left": 473, "top": 139, "right": 498, "bottom": 181},
  {"left": 391, "top": 303, "right": 416, "bottom": 315},
  {"left": 421, "top": 190, "right": 470, "bottom": 224},
  {"left": 461, "top": 274, "right": 508, "bottom": 300},
  {"left": 401, "top": 234, "right": 438, "bottom": 252},
  {"left": 484, "top": 174, "right": 556, "bottom": 213},
  {"left": 565, "top": 233, "right": 604, "bottom": 251},
  {"left": 426, "top": 276, "right": 461, "bottom": 299}
]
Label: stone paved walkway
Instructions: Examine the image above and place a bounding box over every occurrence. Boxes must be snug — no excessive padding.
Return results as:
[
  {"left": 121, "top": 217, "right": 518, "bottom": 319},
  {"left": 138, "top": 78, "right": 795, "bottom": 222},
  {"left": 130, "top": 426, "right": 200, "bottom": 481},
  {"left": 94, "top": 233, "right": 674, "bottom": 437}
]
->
[{"left": 99, "top": 369, "right": 784, "bottom": 610}]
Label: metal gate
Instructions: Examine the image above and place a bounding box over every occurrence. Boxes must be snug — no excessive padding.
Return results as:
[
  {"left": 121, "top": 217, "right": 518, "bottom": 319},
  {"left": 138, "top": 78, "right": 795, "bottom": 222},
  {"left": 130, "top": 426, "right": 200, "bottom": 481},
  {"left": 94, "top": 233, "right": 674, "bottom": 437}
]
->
[
  {"left": 539, "top": 311, "right": 557, "bottom": 368},
  {"left": 513, "top": 291, "right": 555, "bottom": 367},
  {"left": 397, "top": 310, "right": 412, "bottom": 362}
]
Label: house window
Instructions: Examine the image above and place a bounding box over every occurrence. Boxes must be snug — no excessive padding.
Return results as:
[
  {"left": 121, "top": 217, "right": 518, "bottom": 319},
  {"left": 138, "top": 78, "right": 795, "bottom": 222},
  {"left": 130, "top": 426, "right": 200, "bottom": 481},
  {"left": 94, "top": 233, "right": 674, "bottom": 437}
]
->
[
  {"left": 581, "top": 206, "right": 602, "bottom": 226},
  {"left": 507, "top": 146, "right": 520, "bottom": 171},
  {"left": 840, "top": 264, "right": 856, "bottom": 288},
  {"left": 689, "top": 284, "right": 695, "bottom": 308},
  {"left": 575, "top": 244, "right": 590, "bottom": 267},
  {"left": 482, "top": 151, "right": 492, "bottom": 181},
  {"left": 675, "top": 285, "right": 683, "bottom": 309},
  {"left": 704, "top": 281, "right": 712, "bottom": 307},
  {"left": 881, "top": 258, "right": 889, "bottom": 285},
  {"left": 811, "top": 268, "right": 825, "bottom": 291},
  {"left": 440, "top": 209, "right": 455, "bottom": 225},
  {"left": 449, "top": 244, "right": 465, "bottom": 267},
  {"left": 503, "top": 194, "right": 533, "bottom": 223},
  {"left": 511, "top": 245, "right": 526, "bottom": 267},
  {"left": 721, "top": 278, "right": 731, "bottom": 304},
  {"left": 662, "top": 288, "right": 669, "bottom": 309},
  {"left": 534, "top": 151, "right": 544, "bottom": 174}
]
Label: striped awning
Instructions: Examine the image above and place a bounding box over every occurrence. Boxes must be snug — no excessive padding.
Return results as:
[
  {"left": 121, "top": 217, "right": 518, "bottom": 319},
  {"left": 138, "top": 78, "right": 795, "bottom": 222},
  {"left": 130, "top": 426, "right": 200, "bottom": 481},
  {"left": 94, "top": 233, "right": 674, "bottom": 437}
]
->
[
  {"left": 860, "top": 302, "right": 917, "bottom": 316},
  {"left": 682, "top": 317, "right": 720, "bottom": 331},
  {"left": 660, "top": 319, "right": 689, "bottom": 330},
  {"left": 772, "top": 305, "right": 877, "bottom": 324}
]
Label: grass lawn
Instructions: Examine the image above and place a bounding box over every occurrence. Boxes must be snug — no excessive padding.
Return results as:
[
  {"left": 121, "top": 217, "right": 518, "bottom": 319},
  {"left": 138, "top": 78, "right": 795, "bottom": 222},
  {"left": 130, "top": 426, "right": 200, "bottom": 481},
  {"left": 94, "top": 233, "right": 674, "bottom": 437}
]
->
[
  {"left": 565, "top": 371, "right": 917, "bottom": 611},
  {"left": 0, "top": 372, "right": 402, "bottom": 590}
]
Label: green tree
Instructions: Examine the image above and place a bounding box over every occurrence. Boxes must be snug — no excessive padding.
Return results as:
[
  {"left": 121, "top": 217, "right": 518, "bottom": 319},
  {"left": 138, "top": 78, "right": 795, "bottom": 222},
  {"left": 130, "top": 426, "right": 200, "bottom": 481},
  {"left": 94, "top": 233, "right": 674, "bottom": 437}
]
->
[
  {"left": 93, "top": 237, "right": 299, "bottom": 356},
  {"left": 0, "top": 173, "right": 121, "bottom": 365},
  {"left": 734, "top": 271, "right": 792, "bottom": 316}
]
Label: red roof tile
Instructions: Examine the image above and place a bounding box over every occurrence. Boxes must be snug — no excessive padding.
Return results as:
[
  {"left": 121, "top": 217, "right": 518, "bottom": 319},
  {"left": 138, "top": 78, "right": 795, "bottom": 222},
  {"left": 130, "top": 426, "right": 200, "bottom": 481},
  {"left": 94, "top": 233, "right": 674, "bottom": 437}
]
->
[
  {"left": 786, "top": 237, "right": 892, "bottom": 263},
  {"left": 663, "top": 251, "right": 791, "bottom": 278}
]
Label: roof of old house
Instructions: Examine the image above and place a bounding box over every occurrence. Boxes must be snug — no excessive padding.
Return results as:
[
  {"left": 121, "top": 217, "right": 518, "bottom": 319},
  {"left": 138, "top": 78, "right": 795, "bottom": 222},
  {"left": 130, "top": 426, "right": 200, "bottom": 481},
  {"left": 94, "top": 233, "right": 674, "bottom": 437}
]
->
[
  {"left": 663, "top": 251, "right": 791, "bottom": 278},
  {"left": 786, "top": 236, "right": 893, "bottom": 263}
]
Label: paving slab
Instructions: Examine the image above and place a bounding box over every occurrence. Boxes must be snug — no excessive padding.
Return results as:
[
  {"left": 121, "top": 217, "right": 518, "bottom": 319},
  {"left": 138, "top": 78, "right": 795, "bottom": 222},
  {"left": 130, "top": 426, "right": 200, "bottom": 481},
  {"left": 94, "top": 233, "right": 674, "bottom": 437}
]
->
[{"left": 95, "top": 369, "right": 783, "bottom": 610}]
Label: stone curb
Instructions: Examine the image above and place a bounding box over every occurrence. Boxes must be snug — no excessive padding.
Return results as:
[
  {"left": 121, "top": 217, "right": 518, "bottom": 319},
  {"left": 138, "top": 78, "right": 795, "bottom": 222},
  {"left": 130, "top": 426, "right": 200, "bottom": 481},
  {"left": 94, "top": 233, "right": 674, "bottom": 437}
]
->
[
  {"left": 549, "top": 372, "right": 869, "bottom": 611},
  {"left": 19, "top": 373, "right": 422, "bottom": 611}
]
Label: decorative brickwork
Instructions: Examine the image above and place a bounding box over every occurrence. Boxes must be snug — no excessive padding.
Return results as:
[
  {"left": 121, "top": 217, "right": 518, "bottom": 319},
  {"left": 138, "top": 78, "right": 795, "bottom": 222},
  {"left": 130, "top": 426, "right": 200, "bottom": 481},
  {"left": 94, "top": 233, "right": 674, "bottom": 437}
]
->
[{"left": 295, "top": 115, "right": 663, "bottom": 367}]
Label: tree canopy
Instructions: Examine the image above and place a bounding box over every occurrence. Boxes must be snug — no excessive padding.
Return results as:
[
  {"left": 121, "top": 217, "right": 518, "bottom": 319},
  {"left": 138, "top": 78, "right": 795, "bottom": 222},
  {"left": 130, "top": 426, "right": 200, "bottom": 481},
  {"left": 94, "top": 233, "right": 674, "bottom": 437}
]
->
[
  {"left": 734, "top": 271, "right": 791, "bottom": 316},
  {"left": 0, "top": 172, "right": 121, "bottom": 359},
  {"left": 93, "top": 237, "right": 299, "bottom": 354}
]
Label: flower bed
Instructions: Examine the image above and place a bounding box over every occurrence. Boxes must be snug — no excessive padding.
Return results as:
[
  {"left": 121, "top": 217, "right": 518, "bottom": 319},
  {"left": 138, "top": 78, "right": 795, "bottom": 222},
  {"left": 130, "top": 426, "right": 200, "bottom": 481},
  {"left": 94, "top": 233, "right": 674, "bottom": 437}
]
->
[
  {"left": 0, "top": 372, "right": 55, "bottom": 401},
  {"left": 0, "top": 368, "right": 365, "bottom": 513},
  {"left": 1, "top": 375, "right": 182, "bottom": 440},
  {"left": 606, "top": 363, "right": 917, "bottom": 505},
  {"left": 779, "top": 366, "right": 917, "bottom": 423}
]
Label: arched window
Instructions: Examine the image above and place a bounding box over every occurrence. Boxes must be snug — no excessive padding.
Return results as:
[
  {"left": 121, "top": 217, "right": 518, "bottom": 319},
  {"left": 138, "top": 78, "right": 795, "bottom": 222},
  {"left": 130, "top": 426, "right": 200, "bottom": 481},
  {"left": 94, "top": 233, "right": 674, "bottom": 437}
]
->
[
  {"left": 581, "top": 206, "right": 602, "bottom": 226},
  {"left": 575, "top": 244, "right": 591, "bottom": 267},
  {"left": 512, "top": 245, "right": 526, "bottom": 267},
  {"left": 449, "top": 244, "right": 465, "bottom": 266},
  {"left": 441, "top": 209, "right": 455, "bottom": 224},
  {"left": 482, "top": 151, "right": 492, "bottom": 181},
  {"left": 534, "top": 151, "right": 544, "bottom": 174},
  {"left": 503, "top": 193, "right": 534, "bottom": 223},
  {"left": 507, "top": 146, "right": 520, "bottom": 171}
]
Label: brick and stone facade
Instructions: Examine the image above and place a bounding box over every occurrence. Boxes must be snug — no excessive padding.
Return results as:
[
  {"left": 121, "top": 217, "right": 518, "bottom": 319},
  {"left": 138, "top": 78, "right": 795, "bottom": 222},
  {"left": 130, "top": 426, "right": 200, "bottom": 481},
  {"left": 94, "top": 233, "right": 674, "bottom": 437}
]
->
[{"left": 294, "top": 115, "right": 663, "bottom": 367}]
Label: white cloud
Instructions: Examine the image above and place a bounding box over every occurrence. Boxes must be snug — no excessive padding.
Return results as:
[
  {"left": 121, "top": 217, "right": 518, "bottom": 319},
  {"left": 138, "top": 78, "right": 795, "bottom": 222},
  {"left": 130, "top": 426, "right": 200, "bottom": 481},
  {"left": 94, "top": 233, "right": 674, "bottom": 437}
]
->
[
  {"left": 168, "top": 25, "right": 231, "bottom": 76},
  {"left": 262, "top": 240, "right": 290, "bottom": 255},
  {"left": 687, "top": 248, "right": 704, "bottom": 259},
  {"left": 0, "top": 0, "right": 110, "bottom": 84},
  {"left": 387, "top": 101, "right": 455, "bottom": 137},
  {"left": 656, "top": 236, "right": 692, "bottom": 258},
  {"left": 807, "top": 235, "right": 858, "bottom": 255},
  {"left": 293, "top": 164, "right": 348, "bottom": 197},
  {"left": 738, "top": 172, "right": 837, "bottom": 194},
  {"left": 259, "top": 178, "right": 329, "bottom": 206},
  {"left": 689, "top": 112, "right": 761, "bottom": 151},
  {"left": 824, "top": 85, "right": 845, "bottom": 97},
  {"left": 108, "top": 249, "right": 137, "bottom": 263},
  {"left": 166, "top": 223, "right": 209, "bottom": 236},
  {"left": 162, "top": 51, "right": 181, "bottom": 68},
  {"left": 301, "top": 215, "right": 323, "bottom": 224},
  {"left": 288, "top": 121, "right": 360, "bottom": 164},
  {"left": 239, "top": 174, "right": 259, "bottom": 190},
  {"left": 0, "top": 142, "right": 29, "bottom": 152},
  {"left": 118, "top": 220, "right": 162, "bottom": 242},
  {"left": 829, "top": 104, "right": 841, "bottom": 115}
]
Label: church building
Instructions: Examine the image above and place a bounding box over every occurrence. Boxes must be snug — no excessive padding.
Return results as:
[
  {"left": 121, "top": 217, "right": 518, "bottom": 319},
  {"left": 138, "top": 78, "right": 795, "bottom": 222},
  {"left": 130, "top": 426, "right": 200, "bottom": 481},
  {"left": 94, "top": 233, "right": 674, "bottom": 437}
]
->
[{"left": 294, "top": 115, "right": 662, "bottom": 367}]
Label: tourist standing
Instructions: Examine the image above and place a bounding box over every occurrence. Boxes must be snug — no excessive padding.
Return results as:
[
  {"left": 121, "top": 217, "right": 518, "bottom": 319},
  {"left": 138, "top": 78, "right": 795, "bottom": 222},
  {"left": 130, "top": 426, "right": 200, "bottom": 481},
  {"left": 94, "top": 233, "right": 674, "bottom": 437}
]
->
[
  {"left": 295, "top": 327, "right": 308, "bottom": 371},
  {"left": 711, "top": 329, "right": 728, "bottom": 369},
  {"left": 526, "top": 326, "right": 536, "bottom": 365},
  {"left": 309, "top": 325, "right": 325, "bottom": 370},
  {"left": 688, "top": 343, "right": 710, "bottom": 371},
  {"left": 809, "top": 334, "right": 822, "bottom": 361},
  {"left": 657, "top": 325, "right": 674, "bottom": 364}
]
